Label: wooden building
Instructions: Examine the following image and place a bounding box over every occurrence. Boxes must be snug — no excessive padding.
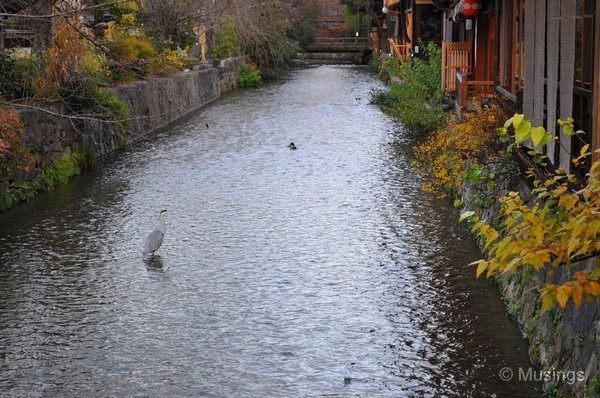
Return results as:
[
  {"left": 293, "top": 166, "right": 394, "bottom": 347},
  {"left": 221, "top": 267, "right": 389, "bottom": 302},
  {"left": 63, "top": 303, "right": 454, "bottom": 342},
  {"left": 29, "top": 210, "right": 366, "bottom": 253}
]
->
[
  {"left": 440, "top": 0, "right": 599, "bottom": 173},
  {"left": 382, "top": 0, "right": 443, "bottom": 60},
  {"left": 0, "top": 0, "right": 53, "bottom": 52}
]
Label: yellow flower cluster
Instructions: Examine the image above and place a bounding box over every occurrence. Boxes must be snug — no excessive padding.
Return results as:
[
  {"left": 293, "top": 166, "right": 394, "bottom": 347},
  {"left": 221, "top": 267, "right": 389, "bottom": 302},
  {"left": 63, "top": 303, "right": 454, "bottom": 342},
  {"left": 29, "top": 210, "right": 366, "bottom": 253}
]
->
[{"left": 411, "top": 96, "right": 507, "bottom": 197}]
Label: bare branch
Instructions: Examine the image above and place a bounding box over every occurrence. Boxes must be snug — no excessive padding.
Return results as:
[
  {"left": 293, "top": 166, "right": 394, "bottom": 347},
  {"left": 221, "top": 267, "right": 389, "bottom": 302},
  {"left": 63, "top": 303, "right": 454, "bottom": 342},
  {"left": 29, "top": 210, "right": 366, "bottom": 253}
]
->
[{"left": 0, "top": 1, "right": 133, "bottom": 20}]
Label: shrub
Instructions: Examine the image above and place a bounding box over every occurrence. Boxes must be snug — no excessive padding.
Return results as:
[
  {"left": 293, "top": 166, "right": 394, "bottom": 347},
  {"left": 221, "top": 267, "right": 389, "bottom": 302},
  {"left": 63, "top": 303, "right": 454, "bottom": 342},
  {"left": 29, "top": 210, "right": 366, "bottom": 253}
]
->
[
  {"left": 107, "top": 58, "right": 150, "bottom": 83},
  {"left": 285, "top": 0, "right": 320, "bottom": 47},
  {"left": 462, "top": 115, "right": 600, "bottom": 312},
  {"left": 42, "top": 18, "right": 89, "bottom": 98},
  {"left": 0, "top": 54, "right": 19, "bottom": 99},
  {"left": 342, "top": 4, "right": 368, "bottom": 36},
  {"left": 104, "top": 32, "right": 156, "bottom": 82},
  {"left": 108, "top": 35, "right": 156, "bottom": 61},
  {"left": 411, "top": 97, "right": 508, "bottom": 197},
  {"left": 242, "top": 32, "right": 298, "bottom": 78},
  {"left": 59, "top": 80, "right": 131, "bottom": 134},
  {"left": 0, "top": 53, "right": 42, "bottom": 99},
  {"left": 372, "top": 42, "right": 446, "bottom": 133},
  {"left": 150, "top": 48, "right": 188, "bottom": 75},
  {"left": 288, "top": 22, "right": 316, "bottom": 47},
  {"left": 212, "top": 23, "right": 240, "bottom": 59},
  {"left": 92, "top": 87, "right": 131, "bottom": 134},
  {"left": 0, "top": 109, "right": 36, "bottom": 183},
  {"left": 236, "top": 62, "right": 262, "bottom": 88}
]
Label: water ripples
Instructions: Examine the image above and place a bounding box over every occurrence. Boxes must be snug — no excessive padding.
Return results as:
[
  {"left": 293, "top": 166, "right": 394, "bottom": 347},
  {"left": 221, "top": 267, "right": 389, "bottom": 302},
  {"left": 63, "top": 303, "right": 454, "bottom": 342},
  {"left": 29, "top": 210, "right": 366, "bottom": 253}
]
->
[{"left": 0, "top": 65, "right": 540, "bottom": 397}]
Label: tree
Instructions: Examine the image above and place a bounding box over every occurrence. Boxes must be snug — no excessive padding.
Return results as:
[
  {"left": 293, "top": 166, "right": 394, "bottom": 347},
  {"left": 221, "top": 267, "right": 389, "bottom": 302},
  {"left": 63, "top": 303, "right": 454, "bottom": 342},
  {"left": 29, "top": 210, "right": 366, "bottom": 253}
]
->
[
  {"left": 282, "top": 0, "right": 321, "bottom": 46},
  {"left": 135, "top": 0, "right": 214, "bottom": 49}
]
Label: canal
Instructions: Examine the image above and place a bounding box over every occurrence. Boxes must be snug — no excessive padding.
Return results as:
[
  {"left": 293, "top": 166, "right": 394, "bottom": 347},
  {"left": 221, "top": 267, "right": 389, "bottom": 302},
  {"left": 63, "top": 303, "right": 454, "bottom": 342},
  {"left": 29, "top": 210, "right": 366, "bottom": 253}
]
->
[{"left": 0, "top": 65, "right": 541, "bottom": 396}]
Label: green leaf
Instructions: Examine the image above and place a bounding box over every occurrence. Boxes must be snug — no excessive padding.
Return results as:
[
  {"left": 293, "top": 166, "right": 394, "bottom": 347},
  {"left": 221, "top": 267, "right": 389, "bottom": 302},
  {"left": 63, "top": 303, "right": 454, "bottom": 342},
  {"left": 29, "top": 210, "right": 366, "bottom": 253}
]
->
[
  {"left": 515, "top": 120, "right": 532, "bottom": 143},
  {"left": 459, "top": 211, "right": 476, "bottom": 222},
  {"left": 465, "top": 164, "right": 484, "bottom": 183},
  {"left": 530, "top": 126, "right": 547, "bottom": 147},
  {"left": 512, "top": 113, "right": 524, "bottom": 129},
  {"left": 539, "top": 132, "right": 554, "bottom": 146}
]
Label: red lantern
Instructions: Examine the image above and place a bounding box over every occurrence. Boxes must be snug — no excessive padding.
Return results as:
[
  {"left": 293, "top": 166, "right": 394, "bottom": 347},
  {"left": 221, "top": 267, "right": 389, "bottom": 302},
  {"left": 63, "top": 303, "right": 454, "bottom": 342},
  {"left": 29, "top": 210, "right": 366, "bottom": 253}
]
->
[{"left": 462, "top": 0, "right": 481, "bottom": 17}]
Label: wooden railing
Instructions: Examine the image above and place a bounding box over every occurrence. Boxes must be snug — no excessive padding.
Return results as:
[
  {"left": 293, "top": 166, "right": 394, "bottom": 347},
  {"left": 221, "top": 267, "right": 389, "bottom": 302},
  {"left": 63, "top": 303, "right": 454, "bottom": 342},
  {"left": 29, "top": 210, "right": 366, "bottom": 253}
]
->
[
  {"left": 388, "top": 38, "right": 410, "bottom": 61},
  {"left": 305, "top": 37, "right": 371, "bottom": 52},
  {"left": 442, "top": 41, "right": 472, "bottom": 93},
  {"left": 455, "top": 72, "right": 494, "bottom": 109},
  {"left": 314, "top": 37, "right": 370, "bottom": 45}
]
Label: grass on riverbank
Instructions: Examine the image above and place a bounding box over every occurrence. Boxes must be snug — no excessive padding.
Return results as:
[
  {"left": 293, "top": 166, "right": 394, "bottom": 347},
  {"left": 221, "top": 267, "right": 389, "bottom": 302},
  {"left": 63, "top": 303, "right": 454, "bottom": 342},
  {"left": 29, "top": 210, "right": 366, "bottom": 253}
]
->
[
  {"left": 236, "top": 62, "right": 262, "bottom": 88},
  {"left": 0, "top": 152, "right": 88, "bottom": 211}
]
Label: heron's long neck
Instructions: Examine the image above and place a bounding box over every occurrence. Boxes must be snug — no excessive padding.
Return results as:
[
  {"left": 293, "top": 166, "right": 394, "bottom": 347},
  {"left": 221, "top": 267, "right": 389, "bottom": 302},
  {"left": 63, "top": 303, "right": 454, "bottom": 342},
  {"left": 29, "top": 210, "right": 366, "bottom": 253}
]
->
[{"left": 158, "top": 214, "right": 166, "bottom": 234}]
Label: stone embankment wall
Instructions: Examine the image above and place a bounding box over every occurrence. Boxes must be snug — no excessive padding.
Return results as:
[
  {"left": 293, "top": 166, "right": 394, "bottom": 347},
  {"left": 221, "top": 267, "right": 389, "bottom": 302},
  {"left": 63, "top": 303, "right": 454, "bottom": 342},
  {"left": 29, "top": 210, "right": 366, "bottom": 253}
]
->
[
  {"left": 113, "top": 67, "right": 220, "bottom": 140},
  {"left": 18, "top": 56, "right": 247, "bottom": 173},
  {"left": 460, "top": 168, "right": 600, "bottom": 397},
  {"left": 18, "top": 106, "right": 83, "bottom": 172},
  {"left": 218, "top": 57, "right": 247, "bottom": 93}
]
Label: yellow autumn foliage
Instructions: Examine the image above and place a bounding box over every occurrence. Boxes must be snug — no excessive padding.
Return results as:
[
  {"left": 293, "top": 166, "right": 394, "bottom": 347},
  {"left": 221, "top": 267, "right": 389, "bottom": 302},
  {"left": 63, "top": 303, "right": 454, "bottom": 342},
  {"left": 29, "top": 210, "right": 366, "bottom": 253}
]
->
[{"left": 463, "top": 115, "right": 600, "bottom": 312}]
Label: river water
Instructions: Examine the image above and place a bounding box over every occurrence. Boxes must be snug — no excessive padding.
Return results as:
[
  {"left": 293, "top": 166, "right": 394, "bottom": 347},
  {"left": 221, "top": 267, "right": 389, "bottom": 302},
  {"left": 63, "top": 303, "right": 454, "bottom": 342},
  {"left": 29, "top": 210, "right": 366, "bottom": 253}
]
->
[{"left": 0, "top": 65, "right": 541, "bottom": 397}]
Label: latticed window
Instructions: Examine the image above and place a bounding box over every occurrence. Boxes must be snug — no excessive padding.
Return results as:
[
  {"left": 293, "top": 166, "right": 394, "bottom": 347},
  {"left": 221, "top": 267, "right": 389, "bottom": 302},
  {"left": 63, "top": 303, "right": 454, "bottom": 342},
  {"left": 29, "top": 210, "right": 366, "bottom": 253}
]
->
[
  {"left": 571, "top": 0, "right": 595, "bottom": 174},
  {"left": 511, "top": 0, "right": 524, "bottom": 94},
  {"left": 497, "top": 0, "right": 524, "bottom": 97}
]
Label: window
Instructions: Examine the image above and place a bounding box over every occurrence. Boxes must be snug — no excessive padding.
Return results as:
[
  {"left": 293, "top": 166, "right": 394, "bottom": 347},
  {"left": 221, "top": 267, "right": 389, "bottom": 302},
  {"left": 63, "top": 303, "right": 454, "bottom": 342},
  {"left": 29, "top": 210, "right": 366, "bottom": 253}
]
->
[
  {"left": 511, "top": 0, "right": 524, "bottom": 94},
  {"left": 497, "top": 0, "right": 524, "bottom": 96},
  {"left": 572, "top": 0, "right": 595, "bottom": 174}
]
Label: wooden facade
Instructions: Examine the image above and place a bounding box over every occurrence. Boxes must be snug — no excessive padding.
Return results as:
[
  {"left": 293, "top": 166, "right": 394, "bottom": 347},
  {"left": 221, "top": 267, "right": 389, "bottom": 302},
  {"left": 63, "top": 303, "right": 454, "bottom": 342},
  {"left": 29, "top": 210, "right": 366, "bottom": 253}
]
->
[
  {"left": 441, "top": 0, "right": 599, "bottom": 174},
  {"left": 0, "top": 0, "right": 54, "bottom": 52},
  {"left": 383, "top": 0, "right": 411, "bottom": 60},
  {"left": 441, "top": 41, "right": 471, "bottom": 92},
  {"left": 594, "top": 0, "right": 600, "bottom": 164},
  {"left": 383, "top": 0, "right": 442, "bottom": 61}
]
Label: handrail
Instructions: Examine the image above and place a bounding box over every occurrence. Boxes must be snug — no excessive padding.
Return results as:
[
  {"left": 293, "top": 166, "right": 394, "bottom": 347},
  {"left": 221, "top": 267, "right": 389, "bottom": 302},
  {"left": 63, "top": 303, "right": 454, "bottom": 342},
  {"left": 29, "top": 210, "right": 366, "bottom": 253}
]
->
[
  {"left": 388, "top": 38, "right": 410, "bottom": 61},
  {"left": 313, "top": 37, "right": 370, "bottom": 45}
]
